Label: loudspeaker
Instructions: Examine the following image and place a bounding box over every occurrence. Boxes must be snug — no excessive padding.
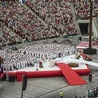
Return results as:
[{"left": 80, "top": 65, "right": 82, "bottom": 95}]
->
[
  {"left": 58, "top": 53, "right": 61, "bottom": 58},
  {"left": 9, "top": 75, "right": 15, "bottom": 82},
  {"left": 2, "top": 74, "right": 6, "bottom": 81},
  {"left": 89, "top": 74, "right": 92, "bottom": 82},
  {"left": 0, "top": 66, "right": 3, "bottom": 74},
  {"left": 75, "top": 96, "right": 77, "bottom": 98},
  {"left": 22, "top": 75, "right": 27, "bottom": 91}
]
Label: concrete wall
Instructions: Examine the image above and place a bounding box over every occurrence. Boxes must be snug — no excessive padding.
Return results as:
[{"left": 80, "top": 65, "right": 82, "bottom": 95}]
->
[{"left": 92, "top": 20, "right": 98, "bottom": 37}]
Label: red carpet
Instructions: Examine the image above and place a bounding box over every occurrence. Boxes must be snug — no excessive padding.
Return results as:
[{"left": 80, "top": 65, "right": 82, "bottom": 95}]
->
[{"left": 56, "top": 63, "right": 87, "bottom": 85}]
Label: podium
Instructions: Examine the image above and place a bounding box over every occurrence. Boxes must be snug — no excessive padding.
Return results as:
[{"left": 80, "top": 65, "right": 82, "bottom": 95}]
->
[
  {"left": 2, "top": 73, "right": 6, "bottom": 81},
  {"left": 89, "top": 74, "right": 92, "bottom": 82},
  {"left": 9, "top": 75, "right": 15, "bottom": 82}
]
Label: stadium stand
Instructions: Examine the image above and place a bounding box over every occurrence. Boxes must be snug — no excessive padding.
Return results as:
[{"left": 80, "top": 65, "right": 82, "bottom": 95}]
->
[{"left": 0, "top": 0, "right": 98, "bottom": 70}]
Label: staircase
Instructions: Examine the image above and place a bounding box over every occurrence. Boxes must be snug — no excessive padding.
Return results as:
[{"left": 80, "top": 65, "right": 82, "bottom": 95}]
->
[
  {"left": 93, "top": 19, "right": 98, "bottom": 37},
  {"left": 70, "top": 2, "right": 81, "bottom": 36},
  {"left": 5, "top": 25, "right": 21, "bottom": 38}
]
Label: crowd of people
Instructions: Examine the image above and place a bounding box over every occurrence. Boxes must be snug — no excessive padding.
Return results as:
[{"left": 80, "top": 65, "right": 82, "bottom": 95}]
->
[
  {"left": 0, "top": 0, "right": 60, "bottom": 46},
  {"left": 73, "top": 87, "right": 98, "bottom": 98},
  {"left": 0, "top": 23, "right": 22, "bottom": 46},
  {"left": 93, "top": 0, "right": 98, "bottom": 23},
  {"left": 73, "top": 0, "right": 90, "bottom": 19},
  {"left": 0, "top": 0, "right": 98, "bottom": 46},
  {"left": 0, "top": 43, "right": 76, "bottom": 71},
  {"left": 26, "top": 0, "right": 78, "bottom": 36},
  {"left": 0, "top": 0, "right": 79, "bottom": 47},
  {"left": 73, "top": 0, "right": 98, "bottom": 20},
  {"left": 88, "top": 87, "right": 98, "bottom": 98},
  {"left": 60, "top": 86, "right": 98, "bottom": 98}
]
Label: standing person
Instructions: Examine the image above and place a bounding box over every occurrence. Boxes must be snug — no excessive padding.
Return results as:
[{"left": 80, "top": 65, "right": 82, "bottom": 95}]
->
[
  {"left": 60, "top": 90, "right": 63, "bottom": 98},
  {"left": 88, "top": 90, "right": 91, "bottom": 98},
  {"left": 69, "top": 38, "right": 72, "bottom": 45},
  {"left": 78, "top": 36, "right": 82, "bottom": 42},
  {"left": 96, "top": 87, "right": 98, "bottom": 93}
]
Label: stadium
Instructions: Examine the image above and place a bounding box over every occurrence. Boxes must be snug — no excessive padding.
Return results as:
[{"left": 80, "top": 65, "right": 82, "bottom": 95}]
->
[{"left": 0, "top": 0, "right": 98, "bottom": 98}]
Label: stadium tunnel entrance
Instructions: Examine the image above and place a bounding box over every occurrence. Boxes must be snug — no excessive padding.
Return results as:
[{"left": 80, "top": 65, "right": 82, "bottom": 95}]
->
[{"left": 79, "top": 23, "right": 89, "bottom": 36}]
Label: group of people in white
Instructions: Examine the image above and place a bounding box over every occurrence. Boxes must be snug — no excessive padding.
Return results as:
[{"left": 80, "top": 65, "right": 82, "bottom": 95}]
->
[{"left": 0, "top": 43, "right": 76, "bottom": 71}]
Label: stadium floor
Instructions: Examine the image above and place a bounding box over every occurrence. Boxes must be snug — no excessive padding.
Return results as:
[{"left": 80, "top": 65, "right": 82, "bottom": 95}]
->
[{"left": 0, "top": 54, "right": 98, "bottom": 98}]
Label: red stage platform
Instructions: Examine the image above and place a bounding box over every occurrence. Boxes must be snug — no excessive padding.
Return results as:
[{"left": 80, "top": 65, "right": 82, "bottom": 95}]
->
[{"left": 2, "top": 53, "right": 91, "bottom": 85}]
